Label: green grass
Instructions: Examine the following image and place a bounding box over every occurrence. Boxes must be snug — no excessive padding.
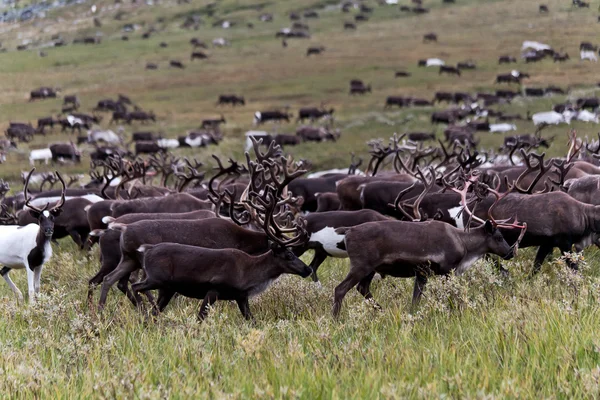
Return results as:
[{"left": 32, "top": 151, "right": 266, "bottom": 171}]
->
[
  {"left": 1, "top": 0, "right": 600, "bottom": 397},
  {"left": 2, "top": 245, "right": 600, "bottom": 398}
]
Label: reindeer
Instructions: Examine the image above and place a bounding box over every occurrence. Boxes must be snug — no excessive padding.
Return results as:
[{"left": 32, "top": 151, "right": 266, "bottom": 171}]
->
[
  {"left": 439, "top": 65, "right": 461, "bottom": 76},
  {"left": 97, "top": 145, "right": 306, "bottom": 310},
  {"left": 201, "top": 115, "right": 226, "bottom": 128},
  {"left": 0, "top": 169, "right": 66, "bottom": 302},
  {"left": 332, "top": 173, "right": 526, "bottom": 316},
  {"left": 133, "top": 188, "right": 311, "bottom": 320}
]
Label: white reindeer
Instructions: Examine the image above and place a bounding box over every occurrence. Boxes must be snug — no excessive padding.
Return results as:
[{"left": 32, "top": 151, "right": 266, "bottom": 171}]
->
[
  {"left": 0, "top": 169, "right": 65, "bottom": 302},
  {"left": 581, "top": 50, "right": 598, "bottom": 62},
  {"left": 29, "top": 148, "right": 52, "bottom": 166}
]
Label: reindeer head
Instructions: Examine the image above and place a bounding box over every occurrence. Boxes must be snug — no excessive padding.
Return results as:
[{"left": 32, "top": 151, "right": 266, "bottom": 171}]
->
[
  {"left": 248, "top": 186, "right": 311, "bottom": 278},
  {"left": 23, "top": 168, "right": 66, "bottom": 237}
]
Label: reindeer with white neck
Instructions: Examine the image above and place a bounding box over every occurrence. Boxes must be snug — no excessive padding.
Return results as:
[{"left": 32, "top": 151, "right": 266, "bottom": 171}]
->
[{"left": 0, "top": 169, "right": 65, "bottom": 302}]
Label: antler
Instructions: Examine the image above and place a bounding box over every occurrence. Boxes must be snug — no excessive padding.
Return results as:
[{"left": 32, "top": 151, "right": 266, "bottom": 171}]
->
[
  {"left": 247, "top": 185, "right": 308, "bottom": 247},
  {"left": 511, "top": 150, "right": 553, "bottom": 194},
  {"left": 148, "top": 152, "right": 180, "bottom": 188},
  {"left": 446, "top": 171, "right": 486, "bottom": 230},
  {"left": 115, "top": 159, "right": 147, "bottom": 200},
  {"left": 566, "top": 129, "right": 582, "bottom": 163},
  {"left": 0, "top": 204, "right": 17, "bottom": 225},
  {"left": 23, "top": 168, "right": 66, "bottom": 214},
  {"left": 481, "top": 184, "right": 528, "bottom": 255},
  {"left": 174, "top": 158, "right": 205, "bottom": 192},
  {"left": 366, "top": 133, "right": 406, "bottom": 175},
  {"left": 391, "top": 167, "right": 437, "bottom": 221}
]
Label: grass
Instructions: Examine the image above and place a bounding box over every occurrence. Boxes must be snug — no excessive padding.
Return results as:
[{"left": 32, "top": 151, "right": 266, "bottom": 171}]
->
[
  {"left": 1, "top": 0, "right": 600, "bottom": 397},
  {"left": 2, "top": 245, "right": 600, "bottom": 398}
]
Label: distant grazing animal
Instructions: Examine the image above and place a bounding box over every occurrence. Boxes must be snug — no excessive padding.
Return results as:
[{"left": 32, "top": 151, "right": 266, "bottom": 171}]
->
[
  {"left": 457, "top": 61, "right": 476, "bottom": 70},
  {"left": 498, "top": 55, "right": 517, "bottom": 64},
  {"left": 580, "top": 42, "right": 598, "bottom": 51},
  {"left": 297, "top": 107, "right": 334, "bottom": 122},
  {"left": 407, "top": 132, "right": 435, "bottom": 142},
  {"left": 296, "top": 126, "right": 340, "bottom": 142},
  {"left": 37, "top": 117, "right": 56, "bottom": 134},
  {"left": 307, "top": 46, "right": 325, "bottom": 56},
  {"left": 201, "top": 115, "right": 226, "bottom": 128},
  {"left": 525, "top": 88, "right": 545, "bottom": 97},
  {"left": 127, "top": 111, "right": 156, "bottom": 124},
  {"left": 439, "top": 66, "right": 461, "bottom": 76},
  {"left": 539, "top": 4, "right": 549, "bottom": 12},
  {"left": 344, "top": 22, "right": 357, "bottom": 30},
  {"left": 581, "top": 50, "right": 598, "bottom": 62},
  {"left": 190, "top": 52, "right": 208, "bottom": 60},
  {"left": 254, "top": 111, "right": 292, "bottom": 125},
  {"left": 169, "top": 60, "right": 185, "bottom": 69},
  {"left": 217, "top": 95, "right": 245, "bottom": 106},
  {"left": 349, "top": 80, "right": 371, "bottom": 95},
  {"left": 395, "top": 71, "right": 411, "bottom": 77},
  {"left": 384, "top": 96, "right": 411, "bottom": 108},
  {"left": 423, "top": 33, "right": 437, "bottom": 42},
  {"left": 553, "top": 52, "right": 569, "bottom": 62},
  {"left": 29, "top": 87, "right": 59, "bottom": 101}
]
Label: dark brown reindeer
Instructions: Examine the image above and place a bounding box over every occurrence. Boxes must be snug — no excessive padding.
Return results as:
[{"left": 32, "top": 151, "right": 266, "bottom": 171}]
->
[
  {"left": 439, "top": 65, "right": 461, "bottom": 76},
  {"left": 293, "top": 209, "right": 389, "bottom": 283},
  {"left": 133, "top": 187, "right": 311, "bottom": 321},
  {"left": 201, "top": 115, "right": 226, "bottom": 128},
  {"left": 332, "top": 175, "right": 526, "bottom": 317},
  {"left": 423, "top": 33, "right": 437, "bottom": 42},
  {"left": 97, "top": 147, "right": 306, "bottom": 310},
  {"left": 191, "top": 51, "right": 209, "bottom": 60},
  {"left": 88, "top": 209, "right": 216, "bottom": 305},
  {"left": 217, "top": 95, "right": 245, "bottom": 106},
  {"left": 306, "top": 46, "right": 325, "bottom": 56}
]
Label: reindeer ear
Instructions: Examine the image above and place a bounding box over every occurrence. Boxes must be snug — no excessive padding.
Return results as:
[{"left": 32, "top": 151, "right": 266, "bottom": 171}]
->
[
  {"left": 484, "top": 220, "right": 495, "bottom": 235},
  {"left": 28, "top": 209, "right": 41, "bottom": 219}
]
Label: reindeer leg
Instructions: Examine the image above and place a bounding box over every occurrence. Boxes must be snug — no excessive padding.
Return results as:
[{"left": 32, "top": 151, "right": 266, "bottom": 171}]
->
[
  {"left": 236, "top": 296, "right": 254, "bottom": 321},
  {"left": 67, "top": 229, "right": 84, "bottom": 249},
  {"left": 308, "top": 248, "right": 328, "bottom": 283},
  {"left": 532, "top": 245, "right": 554, "bottom": 275},
  {"left": 198, "top": 291, "right": 218, "bottom": 321},
  {"left": 411, "top": 273, "right": 428, "bottom": 310},
  {"left": 118, "top": 275, "right": 143, "bottom": 307},
  {"left": 333, "top": 266, "right": 369, "bottom": 318},
  {"left": 156, "top": 289, "right": 176, "bottom": 314},
  {"left": 98, "top": 258, "right": 138, "bottom": 311},
  {"left": 356, "top": 272, "right": 381, "bottom": 310}
]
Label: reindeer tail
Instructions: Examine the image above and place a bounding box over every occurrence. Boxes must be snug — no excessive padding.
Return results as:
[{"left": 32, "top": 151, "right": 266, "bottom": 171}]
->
[
  {"left": 89, "top": 229, "right": 106, "bottom": 237},
  {"left": 102, "top": 216, "right": 115, "bottom": 224},
  {"left": 108, "top": 222, "right": 127, "bottom": 232},
  {"left": 137, "top": 244, "right": 155, "bottom": 253}
]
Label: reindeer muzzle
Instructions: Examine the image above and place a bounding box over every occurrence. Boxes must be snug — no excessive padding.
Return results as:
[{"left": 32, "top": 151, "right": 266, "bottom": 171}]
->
[
  {"left": 44, "top": 228, "right": 54, "bottom": 237},
  {"left": 301, "top": 266, "right": 313, "bottom": 278}
]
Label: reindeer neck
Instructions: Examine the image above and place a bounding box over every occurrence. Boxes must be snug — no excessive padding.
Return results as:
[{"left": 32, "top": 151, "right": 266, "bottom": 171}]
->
[
  {"left": 587, "top": 205, "right": 600, "bottom": 232},
  {"left": 36, "top": 226, "right": 51, "bottom": 248},
  {"left": 455, "top": 226, "right": 489, "bottom": 257},
  {"left": 241, "top": 251, "right": 284, "bottom": 283}
]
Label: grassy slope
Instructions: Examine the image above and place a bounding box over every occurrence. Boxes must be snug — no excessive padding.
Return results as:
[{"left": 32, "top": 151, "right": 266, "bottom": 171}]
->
[{"left": 1, "top": 0, "right": 600, "bottom": 397}]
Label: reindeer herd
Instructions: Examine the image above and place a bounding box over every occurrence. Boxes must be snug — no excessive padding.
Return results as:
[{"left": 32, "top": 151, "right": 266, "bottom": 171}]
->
[
  {"left": 2, "top": 0, "right": 600, "bottom": 322},
  {"left": 1, "top": 128, "right": 600, "bottom": 320}
]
